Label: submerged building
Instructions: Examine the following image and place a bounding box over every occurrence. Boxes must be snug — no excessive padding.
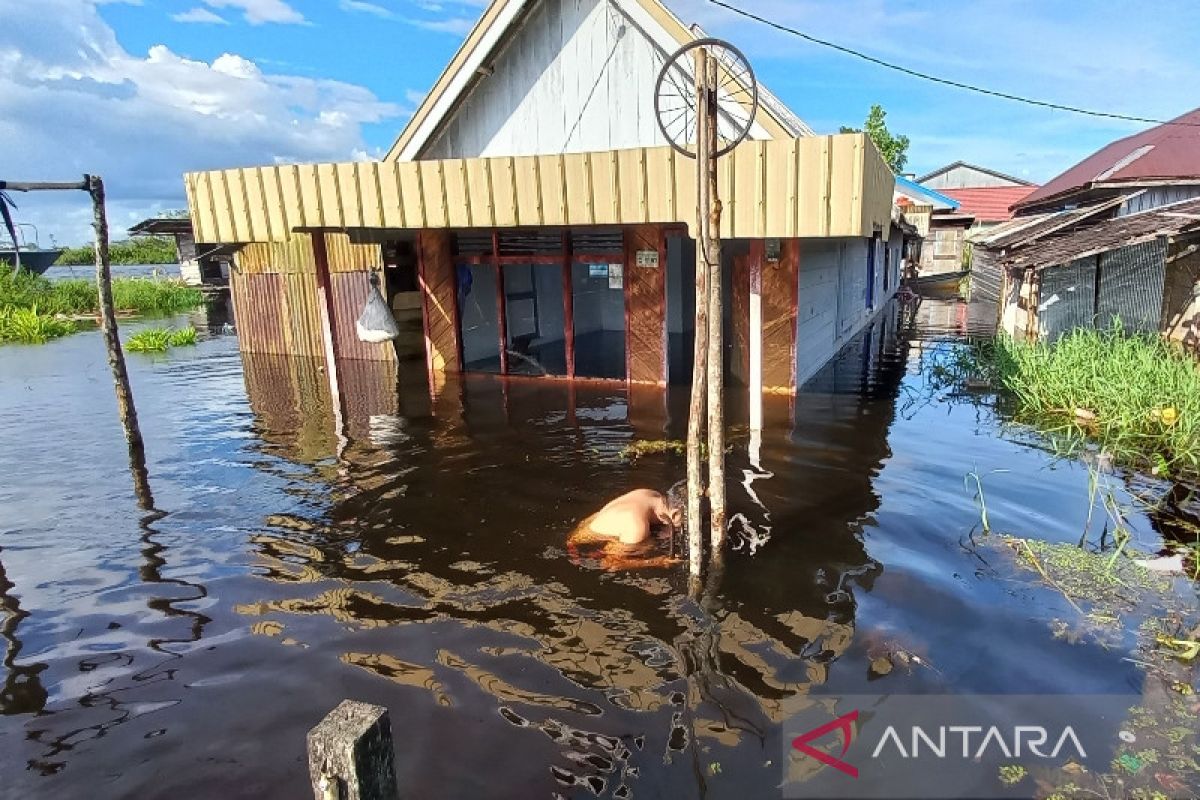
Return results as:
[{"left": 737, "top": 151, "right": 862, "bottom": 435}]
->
[{"left": 184, "top": 0, "right": 906, "bottom": 417}]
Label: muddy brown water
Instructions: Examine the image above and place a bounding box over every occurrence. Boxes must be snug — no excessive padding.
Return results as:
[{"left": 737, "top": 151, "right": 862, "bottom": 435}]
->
[{"left": 0, "top": 299, "right": 1192, "bottom": 798}]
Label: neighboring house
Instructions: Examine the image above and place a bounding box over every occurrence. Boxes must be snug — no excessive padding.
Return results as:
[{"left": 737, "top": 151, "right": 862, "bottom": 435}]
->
[
  {"left": 128, "top": 217, "right": 233, "bottom": 288},
  {"left": 893, "top": 175, "right": 971, "bottom": 279},
  {"left": 1013, "top": 107, "right": 1200, "bottom": 217},
  {"left": 973, "top": 106, "right": 1200, "bottom": 350},
  {"left": 911, "top": 162, "right": 1039, "bottom": 301},
  {"left": 184, "top": 0, "right": 902, "bottom": 424}
]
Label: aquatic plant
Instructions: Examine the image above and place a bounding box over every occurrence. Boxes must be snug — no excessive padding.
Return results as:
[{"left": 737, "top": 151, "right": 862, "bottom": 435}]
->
[
  {"left": 0, "top": 264, "right": 203, "bottom": 320},
  {"left": 619, "top": 439, "right": 687, "bottom": 461},
  {"left": 167, "top": 325, "right": 198, "bottom": 347},
  {"left": 0, "top": 306, "right": 76, "bottom": 343},
  {"left": 978, "top": 325, "right": 1200, "bottom": 481},
  {"left": 126, "top": 328, "right": 172, "bottom": 352}
]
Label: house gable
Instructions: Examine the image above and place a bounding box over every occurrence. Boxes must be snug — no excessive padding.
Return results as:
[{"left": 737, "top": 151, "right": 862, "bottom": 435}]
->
[
  {"left": 918, "top": 161, "right": 1033, "bottom": 190},
  {"left": 386, "top": 0, "right": 802, "bottom": 162}
]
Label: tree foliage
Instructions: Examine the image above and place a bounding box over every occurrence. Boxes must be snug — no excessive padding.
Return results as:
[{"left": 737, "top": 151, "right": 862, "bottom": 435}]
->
[
  {"left": 841, "top": 104, "right": 911, "bottom": 174},
  {"left": 55, "top": 235, "right": 178, "bottom": 266}
]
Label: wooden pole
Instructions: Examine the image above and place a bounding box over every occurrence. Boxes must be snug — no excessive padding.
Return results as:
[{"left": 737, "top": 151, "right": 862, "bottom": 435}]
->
[
  {"left": 686, "top": 49, "right": 711, "bottom": 582},
  {"left": 307, "top": 700, "right": 399, "bottom": 800},
  {"left": 87, "top": 175, "right": 153, "bottom": 508},
  {"left": 703, "top": 57, "right": 727, "bottom": 552}
]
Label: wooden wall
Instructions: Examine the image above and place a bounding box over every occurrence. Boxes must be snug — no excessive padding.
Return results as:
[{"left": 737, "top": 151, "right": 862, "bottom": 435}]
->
[
  {"left": 625, "top": 225, "right": 667, "bottom": 385},
  {"left": 761, "top": 240, "right": 800, "bottom": 393},
  {"left": 417, "top": 230, "right": 461, "bottom": 375}
]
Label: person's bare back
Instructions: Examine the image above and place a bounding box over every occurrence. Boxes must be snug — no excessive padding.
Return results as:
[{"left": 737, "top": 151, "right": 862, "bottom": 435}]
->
[{"left": 568, "top": 489, "right": 683, "bottom": 570}]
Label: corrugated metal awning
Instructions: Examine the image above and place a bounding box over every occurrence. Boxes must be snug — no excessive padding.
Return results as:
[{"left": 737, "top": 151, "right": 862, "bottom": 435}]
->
[{"left": 184, "top": 134, "right": 894, "bottom": 246}]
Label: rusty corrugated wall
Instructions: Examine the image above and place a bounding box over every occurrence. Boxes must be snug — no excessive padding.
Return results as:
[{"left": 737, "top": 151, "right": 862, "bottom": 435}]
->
[
  {"left": 235, "top": 233, "right": 381, "bottom": 274},
  {"left": 329, "top": 271, "right": 397, "bottom": 363},
  {"left": 625, "top": 225, "right": 666, "bottom": 386}
]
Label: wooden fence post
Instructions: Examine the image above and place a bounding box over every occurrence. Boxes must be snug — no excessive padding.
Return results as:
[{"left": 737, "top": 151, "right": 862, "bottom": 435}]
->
[
  {"left": 307, "top": 700, "right": 399, "bottom": 800},
  {"left": 703, "top": 56, "right": 727, "bottom": 552}
]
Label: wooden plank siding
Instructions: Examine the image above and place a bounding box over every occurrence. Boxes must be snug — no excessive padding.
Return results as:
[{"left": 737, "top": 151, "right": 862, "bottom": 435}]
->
[
  {"left": 624, "top": 225, "right": 667, "bottom": 385},
  {"left": 186, "top": 135, "right": 894, "bottom": 246},
  {"left": 416, "top": 231, "right": 461, "bottom": 375}
]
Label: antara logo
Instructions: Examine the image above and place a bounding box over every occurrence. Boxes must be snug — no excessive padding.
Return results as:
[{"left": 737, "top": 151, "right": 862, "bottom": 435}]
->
[{"left": 791, "top": 710, "right": 860, "bottom": 778}]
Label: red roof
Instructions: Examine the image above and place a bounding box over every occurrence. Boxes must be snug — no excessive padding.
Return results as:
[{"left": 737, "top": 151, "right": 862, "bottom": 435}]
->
[
  {"left": 1016, "top": 107, "right": 1200, "bottom": 210},
  {"left": 940, "top": 186, "right": 1038, "bottom": 222}
]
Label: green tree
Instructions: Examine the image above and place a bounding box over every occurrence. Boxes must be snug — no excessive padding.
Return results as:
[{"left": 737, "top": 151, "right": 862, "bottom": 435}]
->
[{"left": 841, "top": 104, "right": 910, "bottom": 174}]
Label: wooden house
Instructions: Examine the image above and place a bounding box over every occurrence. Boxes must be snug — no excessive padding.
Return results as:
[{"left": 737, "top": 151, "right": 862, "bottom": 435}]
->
[
  {"left": 128, "top": 217, "right": 234, "bottom": 288},
  {"left": 183, "top": 0, "right": 901, "bottom": 422}
]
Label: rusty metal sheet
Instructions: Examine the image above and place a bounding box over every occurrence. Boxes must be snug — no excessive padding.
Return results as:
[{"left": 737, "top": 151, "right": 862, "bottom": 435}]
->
[
  {"left": 418, "top": 230, "right": 460, "bottom": 374},
  {"left": 625, "top": 225, "right": 666, "bottom": 386},
  {"left": 230, "top": 271, "right": 287, "bottom": 355},
  {"left": 329, "top": 271, "right": 397, "bottom": 362}
]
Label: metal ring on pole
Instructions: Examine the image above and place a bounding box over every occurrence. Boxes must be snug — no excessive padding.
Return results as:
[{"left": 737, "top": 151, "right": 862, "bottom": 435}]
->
[{"left": 653, "top": 38, "right": 759, "bottom": 160}]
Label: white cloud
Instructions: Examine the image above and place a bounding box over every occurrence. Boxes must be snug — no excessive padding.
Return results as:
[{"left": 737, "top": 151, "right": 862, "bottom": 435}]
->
[
  {"left": 201, "top": 0, "right": 306, "bottom": 26},
  {"left": 407, "top": 15, "right": 474, "bottom": 35},
  {"left": 0, "top": 0, "right": 403, "bottom": 243},
  {"left": 340, "top": 0, "right": 396, "bottom": 19},
  {"left": 172, "top": 7, "right": 230, "bottom": 24}
]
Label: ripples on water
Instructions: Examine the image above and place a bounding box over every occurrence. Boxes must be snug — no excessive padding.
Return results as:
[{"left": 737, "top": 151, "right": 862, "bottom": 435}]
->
[{"left": 0, "top": 300, "right": 1189, "bottom": 798}]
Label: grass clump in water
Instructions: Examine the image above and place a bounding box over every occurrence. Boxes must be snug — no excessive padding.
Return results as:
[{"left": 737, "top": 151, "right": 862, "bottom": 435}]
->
[
  {"left": 619, "top": 439, "right": 687, "bottom": 461},
  {"left": 980, "top": 324, "right": 1200, "bottom": 480},
  {"left": 168, "top": 326, "right": 198, "bottom": 347},
  {"left": 127, "top": 325, "right": 198, "bottom": 353},
  {"left": 126, "top": 328, "right": 172, "bottom": 352},
  {"left": 0, "top": 306, "right": 76, "bottom": 343},
  {"left": 126, "top": 326, "right": 196, "bottom": 352}
]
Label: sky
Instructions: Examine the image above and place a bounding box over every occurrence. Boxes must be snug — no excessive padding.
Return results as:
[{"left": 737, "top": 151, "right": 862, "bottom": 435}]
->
[{"left": 3, "top": 0, "right": 1200, "bottom": 245}]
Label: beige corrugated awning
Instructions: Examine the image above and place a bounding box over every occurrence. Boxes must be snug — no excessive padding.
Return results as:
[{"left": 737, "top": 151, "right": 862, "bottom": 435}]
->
[{"left": 185, "top": 133, "right": 895, "bottom": 245}]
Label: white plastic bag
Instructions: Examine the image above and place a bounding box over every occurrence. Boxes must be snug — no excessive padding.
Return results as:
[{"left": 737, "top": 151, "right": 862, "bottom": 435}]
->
[{"left": 356, "top": 271, "right": 401, "bottom": 343}]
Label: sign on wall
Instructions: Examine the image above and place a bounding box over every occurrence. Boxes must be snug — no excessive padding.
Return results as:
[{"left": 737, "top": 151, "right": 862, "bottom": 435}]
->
[
  {"left": 636, "top": 250, "right": 659, "bottom": 268},
  {"left": 608, "top": 264, "right": 624, "bottom": 289}
]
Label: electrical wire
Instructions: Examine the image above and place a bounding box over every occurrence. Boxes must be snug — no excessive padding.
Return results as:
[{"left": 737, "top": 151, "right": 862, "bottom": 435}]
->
[{"left": 706, "top": 0, "right": 1200, "bottom": 128}]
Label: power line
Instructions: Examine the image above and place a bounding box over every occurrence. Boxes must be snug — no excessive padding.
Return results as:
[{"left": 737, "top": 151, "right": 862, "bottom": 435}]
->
[{"left": 707, "top": 0, "right": 1200, "bottom": 128}]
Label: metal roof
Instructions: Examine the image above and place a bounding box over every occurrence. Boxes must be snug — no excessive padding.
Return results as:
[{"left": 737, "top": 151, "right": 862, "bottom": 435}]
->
[
  {"left": 1016, "top": 107, "right": 1200, "bottom": 211},
  {"left": 893, "top": 175, "right": 959, "bottom": 211},
  {"left": 939, "top": 186, "right": 1037, "bottom": 222},
  {"left": 129, "top": 217, "right": 192, "bottom": 236},
  {"left": 989, "top": 196, "right": 1200, "bottom": 270}
]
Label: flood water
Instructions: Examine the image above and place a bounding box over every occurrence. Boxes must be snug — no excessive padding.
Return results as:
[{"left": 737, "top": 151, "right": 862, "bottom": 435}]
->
[{"left": 0, "top": 299, "right": 1193, "bottom": 798}]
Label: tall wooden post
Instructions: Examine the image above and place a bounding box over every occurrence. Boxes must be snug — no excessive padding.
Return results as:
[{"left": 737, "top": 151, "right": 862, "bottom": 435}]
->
[
  {"left": 703, "top": 57, "right": 727, "bottom": 551},
  {"left": 686, "top": 49, "right": 712, "bottom": 581},
  {"left": 88, "top": 175, "right": 154, "bottom": 508}
]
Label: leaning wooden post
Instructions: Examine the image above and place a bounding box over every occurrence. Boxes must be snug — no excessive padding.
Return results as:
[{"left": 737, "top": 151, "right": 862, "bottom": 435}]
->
[
  {"left": 308, "top": 700, "right": 399, "bottom": 800},
  {"left": 87, "top": 175, "right": 153, "bottom": 508},
  {"left": 686, "top": 49, "right": 712, "bottom": 582},
  {"left": 702, "top": 56, "right": 727, "bottom": 552}
]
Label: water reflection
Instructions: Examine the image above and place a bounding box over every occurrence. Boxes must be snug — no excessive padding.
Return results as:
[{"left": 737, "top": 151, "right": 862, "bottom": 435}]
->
[
  {"left": 4, "top": 299, "right": 1164, "bottom": 798},
  {"left": 223, "top": 306, "right": 906, "bottom": 796}
]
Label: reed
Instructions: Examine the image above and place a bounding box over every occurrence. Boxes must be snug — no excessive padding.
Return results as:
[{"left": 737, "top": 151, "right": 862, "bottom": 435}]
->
[
  {"left": 980, "top": 325, "right": 1200, "bottom": 480},
  {"left": 1, "top": 264, "right": 203, "bottom": 317}
]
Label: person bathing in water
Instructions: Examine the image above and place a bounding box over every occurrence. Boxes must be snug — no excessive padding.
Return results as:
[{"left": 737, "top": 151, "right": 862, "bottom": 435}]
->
[{"left": 568, "top": 488, "right": 684, "bottom": 570}]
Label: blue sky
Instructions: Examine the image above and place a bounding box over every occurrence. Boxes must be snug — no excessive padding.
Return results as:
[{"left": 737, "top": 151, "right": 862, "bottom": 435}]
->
[{"left": 4, "top": 0, "right": 1200, "bottom": 244}]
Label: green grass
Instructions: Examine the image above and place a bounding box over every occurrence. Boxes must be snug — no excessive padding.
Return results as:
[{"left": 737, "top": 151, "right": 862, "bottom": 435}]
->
[
  {"left": 979, "top": 324, "right": 1200, "bottom": 480},
  {"left": 0, "top": 306, "right": 76, "bottom": 344},
  {"left": 1, "top": 264, "right": 203, "bottom": 317},
  {"left": 127, "top": 325, "right": 199, "bottom": 353}
]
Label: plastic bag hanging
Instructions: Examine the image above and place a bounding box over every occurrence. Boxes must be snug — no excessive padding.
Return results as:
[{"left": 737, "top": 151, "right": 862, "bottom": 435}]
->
[{"left": 356, "top": 271, "right": 401, "bottom": 343}]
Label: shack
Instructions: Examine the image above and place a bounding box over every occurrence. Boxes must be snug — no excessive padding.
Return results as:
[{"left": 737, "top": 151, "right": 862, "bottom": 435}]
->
[
  {"left": 184, "top": 0, "right": 902, "bottom": 420},
  {"left": 128, "top": 216, "right": 233, "bottom": 288},
  {"left": 979, "top": 108, "right": 1200, "bottom": 348}
]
